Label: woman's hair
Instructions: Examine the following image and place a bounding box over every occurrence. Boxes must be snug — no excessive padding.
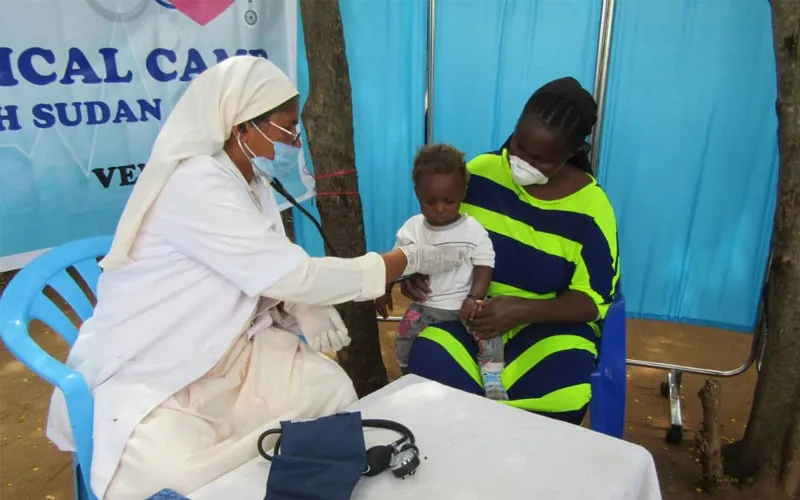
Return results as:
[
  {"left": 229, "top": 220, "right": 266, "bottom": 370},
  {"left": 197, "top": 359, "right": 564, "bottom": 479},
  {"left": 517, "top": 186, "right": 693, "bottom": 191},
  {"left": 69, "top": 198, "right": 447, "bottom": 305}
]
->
[
  {"left": 236, "top": 95, "right": 299, "bottom": 132},
  {"left": 412, "top": 144, "right": 469, "bottom": 187},
  {"left": 503, "top": 77, "right": 597, "bottom": 174}
]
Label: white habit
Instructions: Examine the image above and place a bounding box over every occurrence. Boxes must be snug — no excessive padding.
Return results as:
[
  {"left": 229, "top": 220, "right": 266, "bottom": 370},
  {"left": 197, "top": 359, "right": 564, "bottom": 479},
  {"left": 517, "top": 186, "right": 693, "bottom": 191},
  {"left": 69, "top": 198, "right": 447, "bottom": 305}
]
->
[{"left": 46, "top": 57, "right": 387, "bottom": 499}]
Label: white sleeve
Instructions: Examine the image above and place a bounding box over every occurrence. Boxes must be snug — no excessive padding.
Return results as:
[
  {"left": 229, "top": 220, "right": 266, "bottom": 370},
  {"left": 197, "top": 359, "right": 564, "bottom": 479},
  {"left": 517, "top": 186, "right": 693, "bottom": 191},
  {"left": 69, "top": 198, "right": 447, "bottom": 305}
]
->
[
  {"left": 160, "top": 162, "right": 389, "bottom": 304},
  {"left": 471, "top": 224, "right": 495, "bottom": 268},
  {"left": 157, "top": 159, "right": 309, "bottom": 298},
  {"left": 263, "top": 253, "right": 387, "bottom": 304},
  {"left": 394, "top": 216, "right": 419, "bottom": 248}
]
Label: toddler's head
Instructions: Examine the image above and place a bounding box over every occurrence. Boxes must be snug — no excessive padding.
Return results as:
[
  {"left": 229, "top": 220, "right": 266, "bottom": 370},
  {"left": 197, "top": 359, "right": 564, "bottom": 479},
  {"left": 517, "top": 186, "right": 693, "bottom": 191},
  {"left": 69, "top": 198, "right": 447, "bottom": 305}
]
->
[{"left": 412, "top": 144, "right": 468, "bottom": 227}]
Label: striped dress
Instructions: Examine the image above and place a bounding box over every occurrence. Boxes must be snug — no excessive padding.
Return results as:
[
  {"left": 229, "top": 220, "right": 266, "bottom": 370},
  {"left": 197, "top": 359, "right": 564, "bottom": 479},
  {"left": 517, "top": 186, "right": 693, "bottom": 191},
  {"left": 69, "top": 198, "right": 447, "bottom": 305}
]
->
[{"left": 407, "top": 149, "right": 620, "bottom": 424}]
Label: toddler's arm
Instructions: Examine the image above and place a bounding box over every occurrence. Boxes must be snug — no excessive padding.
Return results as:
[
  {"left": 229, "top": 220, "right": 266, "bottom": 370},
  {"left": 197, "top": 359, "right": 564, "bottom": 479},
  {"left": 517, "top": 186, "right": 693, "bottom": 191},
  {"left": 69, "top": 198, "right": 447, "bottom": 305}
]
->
[
  {"left": 461, "top": 222, "right": 495, "bottom": 322},
  {"left": 461, "top": 266, "right": 492, "bottom": 322}
]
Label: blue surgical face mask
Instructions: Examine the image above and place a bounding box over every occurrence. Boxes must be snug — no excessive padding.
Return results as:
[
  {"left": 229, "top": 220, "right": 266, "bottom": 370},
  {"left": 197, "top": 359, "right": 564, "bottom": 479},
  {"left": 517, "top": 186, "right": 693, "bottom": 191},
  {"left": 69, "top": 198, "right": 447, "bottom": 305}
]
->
[{"left": 238, "top": 121, "right": 311, "bottom": 205}]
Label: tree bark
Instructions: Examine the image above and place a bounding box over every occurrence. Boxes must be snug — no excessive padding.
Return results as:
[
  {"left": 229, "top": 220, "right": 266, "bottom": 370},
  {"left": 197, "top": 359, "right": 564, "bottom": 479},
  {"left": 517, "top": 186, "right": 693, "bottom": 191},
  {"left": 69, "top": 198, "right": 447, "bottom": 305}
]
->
[
  {"left": 726, "top": 1, "right": 800, "bottom": 497},
  {"left": 299, "top": 0, "right": 388, "bottom": 396},
  {"left": 697, "top": 379, "right": 724, "bottom": 491}
]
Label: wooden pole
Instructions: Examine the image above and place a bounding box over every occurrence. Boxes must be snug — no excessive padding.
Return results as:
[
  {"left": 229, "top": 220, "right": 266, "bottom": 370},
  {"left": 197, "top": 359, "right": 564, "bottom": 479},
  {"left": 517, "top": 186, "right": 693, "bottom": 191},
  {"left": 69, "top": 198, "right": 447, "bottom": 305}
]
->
[{"left": 697, "top": 378, "right": 724, "bottom": 491}]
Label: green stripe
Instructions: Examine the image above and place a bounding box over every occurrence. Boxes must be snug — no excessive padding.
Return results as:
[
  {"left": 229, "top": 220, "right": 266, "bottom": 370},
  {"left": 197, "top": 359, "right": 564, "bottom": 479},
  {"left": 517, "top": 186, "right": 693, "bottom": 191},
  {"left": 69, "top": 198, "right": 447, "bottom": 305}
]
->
[
  {"left": 502, "top": 335, "right": 598, "bottom": 391},
  {"left": 418, "top": 326, "right": 482, "bottom": 387},
  {"left": 468, "top": 152, "right": 525, "bottom": 195},
  {"left": 571, "top": 258, "right": 605, "bottom": 307},
  {"left": 500, "top": 384, "right": 592, "bottom": 413},
  {"left": 463, "top": 203, "right": 583, "bottom": 264},
  {"left": 488, "top": 282, "right": 556, "bottom": 300},
  {"left": 418, "top": 328, "right": 597, "bottom": 414}
]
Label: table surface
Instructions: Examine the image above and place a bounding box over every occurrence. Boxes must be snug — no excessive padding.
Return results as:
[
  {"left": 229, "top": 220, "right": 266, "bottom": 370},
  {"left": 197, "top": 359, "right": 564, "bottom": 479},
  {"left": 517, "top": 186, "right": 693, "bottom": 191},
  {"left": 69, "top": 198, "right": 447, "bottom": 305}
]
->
[{"left": 190, "top": 375, "right": 661, "bottom": 500}]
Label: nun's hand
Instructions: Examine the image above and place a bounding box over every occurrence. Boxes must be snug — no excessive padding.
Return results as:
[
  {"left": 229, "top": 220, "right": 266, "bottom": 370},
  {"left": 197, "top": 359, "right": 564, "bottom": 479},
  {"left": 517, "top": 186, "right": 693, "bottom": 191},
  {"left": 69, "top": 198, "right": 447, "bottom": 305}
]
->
[
  {"left": 284, "top": 303, "right": 351, "bottom": 353},
  {"left": 398, "top": 244, "right": 470, "bottom": 277}
]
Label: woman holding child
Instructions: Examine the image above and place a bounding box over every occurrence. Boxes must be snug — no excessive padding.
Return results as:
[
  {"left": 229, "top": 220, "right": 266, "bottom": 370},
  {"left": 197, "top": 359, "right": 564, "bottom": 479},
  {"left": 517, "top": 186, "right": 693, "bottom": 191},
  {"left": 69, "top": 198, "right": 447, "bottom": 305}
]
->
[{"left": 401, "top": 77, "right": 620, "bottom": 425}]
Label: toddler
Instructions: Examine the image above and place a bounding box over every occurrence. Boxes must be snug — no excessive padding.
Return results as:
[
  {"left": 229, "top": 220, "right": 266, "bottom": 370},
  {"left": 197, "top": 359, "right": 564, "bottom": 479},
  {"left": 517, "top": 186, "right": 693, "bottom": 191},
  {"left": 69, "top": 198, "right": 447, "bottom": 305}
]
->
[{"left": 375, "top": 144, "right": 507, "bottom": 400}]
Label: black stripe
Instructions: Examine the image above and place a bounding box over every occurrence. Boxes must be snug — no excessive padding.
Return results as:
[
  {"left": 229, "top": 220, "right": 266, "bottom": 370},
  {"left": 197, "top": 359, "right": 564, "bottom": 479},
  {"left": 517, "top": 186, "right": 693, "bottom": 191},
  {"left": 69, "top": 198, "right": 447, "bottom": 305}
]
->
[
  {"left": 506, "top": 348, "right": 595, "bottom": 400},
  {"left": 533, "top": 406, "right": 588, "bottom": 425},
  {"left": 489, "top": 231, "right": 574, "bottom": 295},
  {"left": 504, "top": 322, "right": 598, "bottom": 363}
]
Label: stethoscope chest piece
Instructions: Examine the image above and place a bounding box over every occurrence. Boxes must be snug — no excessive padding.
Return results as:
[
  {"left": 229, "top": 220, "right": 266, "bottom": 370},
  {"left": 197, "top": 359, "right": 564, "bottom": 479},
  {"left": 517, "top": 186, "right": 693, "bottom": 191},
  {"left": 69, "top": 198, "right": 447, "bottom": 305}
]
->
[{"left": 244, "top": 0, "right": 257, "bottom": 26}]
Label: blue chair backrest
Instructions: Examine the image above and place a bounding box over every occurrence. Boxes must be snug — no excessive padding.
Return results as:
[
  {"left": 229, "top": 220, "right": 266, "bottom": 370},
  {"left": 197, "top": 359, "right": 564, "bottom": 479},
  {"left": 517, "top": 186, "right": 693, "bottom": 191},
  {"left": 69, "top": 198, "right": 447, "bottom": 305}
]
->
[
  {"left": 589, "top": 296, "right": 627, "bottom": 438},
  {"left": 0, "top": 235, "right": 113, "bottom": 500}
]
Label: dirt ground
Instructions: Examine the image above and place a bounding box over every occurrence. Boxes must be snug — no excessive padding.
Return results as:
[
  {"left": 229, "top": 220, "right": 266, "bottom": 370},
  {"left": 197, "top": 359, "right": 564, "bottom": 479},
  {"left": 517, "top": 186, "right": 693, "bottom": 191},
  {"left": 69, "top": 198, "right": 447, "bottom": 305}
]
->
[{"left": 0, "top": 284, "right": 760, "bottom": 500}]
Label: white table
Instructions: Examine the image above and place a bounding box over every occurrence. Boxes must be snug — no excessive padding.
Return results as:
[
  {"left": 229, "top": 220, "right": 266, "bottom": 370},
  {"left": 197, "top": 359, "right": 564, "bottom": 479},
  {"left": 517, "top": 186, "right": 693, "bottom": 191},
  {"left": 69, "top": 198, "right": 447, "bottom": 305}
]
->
[{"left": 190, "top": 375, "right": 661, "bottom": 500}]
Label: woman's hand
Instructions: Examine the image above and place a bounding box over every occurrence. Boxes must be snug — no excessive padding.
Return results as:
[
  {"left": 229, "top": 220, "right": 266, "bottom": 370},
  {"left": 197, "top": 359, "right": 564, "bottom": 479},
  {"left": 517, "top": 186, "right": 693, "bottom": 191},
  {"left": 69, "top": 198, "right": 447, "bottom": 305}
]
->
[
  {"left": 400, "top": 274, "right": 431, "bottom": 302},
  {"left": 470, "top": 296, "right": 528, "bottom": 339}
]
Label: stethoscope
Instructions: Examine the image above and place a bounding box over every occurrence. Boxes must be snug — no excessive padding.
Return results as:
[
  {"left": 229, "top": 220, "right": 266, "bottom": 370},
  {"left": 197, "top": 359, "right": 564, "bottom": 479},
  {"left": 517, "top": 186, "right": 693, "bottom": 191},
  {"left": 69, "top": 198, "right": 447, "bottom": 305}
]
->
[
  {"left": 238, "top": 130, "right": 339, "bottom": 257},
  {"left": 244, "top": 0, "right": 258, "bottom": 26},
  {"left": 264, "top": 176, "right": 340, "bottom": 257}
]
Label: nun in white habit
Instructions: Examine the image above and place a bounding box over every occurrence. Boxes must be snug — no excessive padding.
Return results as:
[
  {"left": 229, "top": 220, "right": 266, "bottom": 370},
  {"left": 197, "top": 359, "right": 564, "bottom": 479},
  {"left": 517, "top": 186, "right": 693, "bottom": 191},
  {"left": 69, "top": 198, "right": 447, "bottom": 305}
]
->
[{"left": 46, "top": 56, "right": 467, "bottom": 499}]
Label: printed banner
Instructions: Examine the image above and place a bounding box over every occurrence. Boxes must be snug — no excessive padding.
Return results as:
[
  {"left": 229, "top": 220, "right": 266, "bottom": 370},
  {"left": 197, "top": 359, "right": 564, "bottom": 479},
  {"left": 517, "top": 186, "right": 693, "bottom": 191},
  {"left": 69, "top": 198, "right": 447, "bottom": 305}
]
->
[{"left": 0, "top": 0, "right": 310, "bottom": 270}]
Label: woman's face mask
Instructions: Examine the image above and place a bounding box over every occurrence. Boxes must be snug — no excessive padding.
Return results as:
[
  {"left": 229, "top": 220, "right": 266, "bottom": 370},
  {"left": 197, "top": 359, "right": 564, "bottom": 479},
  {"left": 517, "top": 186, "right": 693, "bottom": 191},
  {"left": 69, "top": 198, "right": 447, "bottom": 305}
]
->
[
  {"left": 507, "top": 126, "right": 575, "bottom": 186},
  {"left": 509, "top": 155, "right": 561, "bottom": 186}
]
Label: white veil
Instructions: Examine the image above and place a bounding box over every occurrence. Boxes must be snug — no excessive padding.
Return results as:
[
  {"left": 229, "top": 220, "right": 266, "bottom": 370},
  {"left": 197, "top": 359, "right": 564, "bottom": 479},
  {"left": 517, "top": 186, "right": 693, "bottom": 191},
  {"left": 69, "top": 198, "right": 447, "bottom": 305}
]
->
[{"left": 101, "top": 55, "right": 298, "bottom": 270}]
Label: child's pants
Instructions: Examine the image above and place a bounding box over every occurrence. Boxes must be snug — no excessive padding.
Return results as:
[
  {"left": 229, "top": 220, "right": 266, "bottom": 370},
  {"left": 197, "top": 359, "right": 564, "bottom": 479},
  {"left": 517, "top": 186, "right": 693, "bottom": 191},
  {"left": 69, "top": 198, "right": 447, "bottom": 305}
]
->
[{"left": 394, "top": 302, "right": 503, "bottom": 369}]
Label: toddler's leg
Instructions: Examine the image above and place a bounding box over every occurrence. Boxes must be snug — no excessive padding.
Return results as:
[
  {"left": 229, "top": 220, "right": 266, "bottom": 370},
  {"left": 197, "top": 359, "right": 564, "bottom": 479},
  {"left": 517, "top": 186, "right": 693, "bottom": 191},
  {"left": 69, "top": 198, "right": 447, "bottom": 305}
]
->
[
  {"left": 396, "top": 305, "right": 461, "bottom": 374},
  {"left": 477, "top": 337, "right": 508, "bottom": 401},
  {"left": 394, "top": 304, "right": 430, "bottom": 374}
]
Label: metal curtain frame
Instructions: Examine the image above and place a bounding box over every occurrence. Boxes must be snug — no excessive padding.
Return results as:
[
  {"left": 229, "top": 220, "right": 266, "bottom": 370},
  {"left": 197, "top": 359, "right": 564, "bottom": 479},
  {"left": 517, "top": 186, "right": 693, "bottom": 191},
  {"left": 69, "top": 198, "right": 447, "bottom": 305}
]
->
[
  {"left": 418, "top": 0, "right": 765, "bottom": 443},
  {"left": 588, "top": 0, "right": 765, "bottom": 444},
  {"left": 425, "top": 0, "right": 436, "bottom": 144},
  {"left": 589, "top": 0, "right": 616, "bottom": 177}
]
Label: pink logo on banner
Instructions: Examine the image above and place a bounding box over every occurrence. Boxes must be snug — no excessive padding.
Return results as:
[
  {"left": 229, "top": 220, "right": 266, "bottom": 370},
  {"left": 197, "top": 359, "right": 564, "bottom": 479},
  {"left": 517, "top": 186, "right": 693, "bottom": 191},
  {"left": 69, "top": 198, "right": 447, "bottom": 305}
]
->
[{"left": 169, "top": 0, "right": 234, "bottom": 26}]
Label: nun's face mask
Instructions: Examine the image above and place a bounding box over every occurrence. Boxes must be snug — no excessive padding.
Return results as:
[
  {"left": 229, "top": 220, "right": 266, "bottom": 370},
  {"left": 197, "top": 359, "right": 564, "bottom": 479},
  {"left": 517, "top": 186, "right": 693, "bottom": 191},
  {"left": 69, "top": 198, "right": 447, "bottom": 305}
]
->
[{"left": 238, "top": 121, "right": 303, "bottom": 184}]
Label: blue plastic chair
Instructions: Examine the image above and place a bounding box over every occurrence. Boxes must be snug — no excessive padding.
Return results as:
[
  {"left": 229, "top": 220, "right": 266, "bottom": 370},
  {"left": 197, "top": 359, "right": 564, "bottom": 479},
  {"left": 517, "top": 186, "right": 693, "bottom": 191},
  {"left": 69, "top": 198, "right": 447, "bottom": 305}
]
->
[
  {"left": 589, "top": 296, "right": 627, "bottom": 438},
  {"left": 0, "top": 235, "right": 113, "bottom": 500}
]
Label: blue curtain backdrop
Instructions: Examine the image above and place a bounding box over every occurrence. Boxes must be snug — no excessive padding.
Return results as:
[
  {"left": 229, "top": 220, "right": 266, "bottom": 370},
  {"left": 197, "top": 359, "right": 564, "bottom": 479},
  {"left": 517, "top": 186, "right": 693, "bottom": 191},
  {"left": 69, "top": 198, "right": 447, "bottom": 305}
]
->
[
  {"left": 294, "top": 0, "right": 428, "bottom": 256},
  {"left": 294, "top": 0, "right": 777, "bottom": 333},
  {"left": 597, "top": 0, "right": 778, "bottom": 332},
  {"left": 431, "top": 0, "right": 601, "bottom": 157}
]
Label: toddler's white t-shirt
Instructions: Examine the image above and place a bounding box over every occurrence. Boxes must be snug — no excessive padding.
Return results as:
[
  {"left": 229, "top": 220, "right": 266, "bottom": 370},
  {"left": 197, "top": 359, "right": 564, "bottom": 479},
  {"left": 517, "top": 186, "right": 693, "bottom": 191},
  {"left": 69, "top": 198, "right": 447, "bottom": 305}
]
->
[{"left": 395, "top": 214, "right": 495, "bottom": 310}]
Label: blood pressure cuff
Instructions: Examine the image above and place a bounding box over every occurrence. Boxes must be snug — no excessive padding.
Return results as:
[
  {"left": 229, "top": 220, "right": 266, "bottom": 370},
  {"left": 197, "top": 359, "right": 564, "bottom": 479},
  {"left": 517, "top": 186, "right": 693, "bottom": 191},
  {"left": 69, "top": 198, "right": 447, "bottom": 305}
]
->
[{"left": 264, "top": 412, "right": 366, "bottom": 500}]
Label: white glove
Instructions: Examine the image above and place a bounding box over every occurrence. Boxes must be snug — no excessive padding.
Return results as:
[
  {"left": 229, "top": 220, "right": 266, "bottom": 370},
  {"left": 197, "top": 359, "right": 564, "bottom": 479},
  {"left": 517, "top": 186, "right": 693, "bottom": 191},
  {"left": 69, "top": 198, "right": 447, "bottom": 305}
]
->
[
  {"left": 283, "top": 303, "right": 351, "bottom": 353},
  {"left": 398, "top": 244, "right": 471, "bottom": 277}
]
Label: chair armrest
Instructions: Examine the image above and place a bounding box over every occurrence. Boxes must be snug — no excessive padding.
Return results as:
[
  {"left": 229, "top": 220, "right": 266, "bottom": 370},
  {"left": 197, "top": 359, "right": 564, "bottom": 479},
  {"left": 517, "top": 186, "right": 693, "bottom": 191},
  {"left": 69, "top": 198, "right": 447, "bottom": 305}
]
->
[{"left": 1, "top": 322, "right": 94, "bottom": 477}]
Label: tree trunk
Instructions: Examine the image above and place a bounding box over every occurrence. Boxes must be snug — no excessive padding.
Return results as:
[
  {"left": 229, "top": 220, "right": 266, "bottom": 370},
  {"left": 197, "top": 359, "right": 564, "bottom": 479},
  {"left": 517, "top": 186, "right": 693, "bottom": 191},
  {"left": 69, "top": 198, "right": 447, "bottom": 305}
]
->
[
  {"left": 299, "top": 0, "right": 388, "bottom": 396},
  {"left": 726, "top": 2, "right": 800, "bottom": 497},
  {"left": 697, "top": 379, "right": 724, "bottom": 491}
]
